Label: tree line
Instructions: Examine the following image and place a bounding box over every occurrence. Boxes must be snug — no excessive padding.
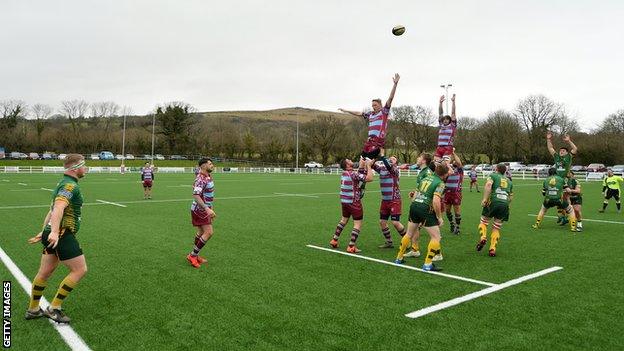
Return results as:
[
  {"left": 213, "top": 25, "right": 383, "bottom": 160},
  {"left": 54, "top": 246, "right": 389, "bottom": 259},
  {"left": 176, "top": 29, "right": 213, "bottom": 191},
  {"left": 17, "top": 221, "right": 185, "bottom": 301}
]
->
[{"left": 1, "top": 96, "right": 623, "bottom": 165}]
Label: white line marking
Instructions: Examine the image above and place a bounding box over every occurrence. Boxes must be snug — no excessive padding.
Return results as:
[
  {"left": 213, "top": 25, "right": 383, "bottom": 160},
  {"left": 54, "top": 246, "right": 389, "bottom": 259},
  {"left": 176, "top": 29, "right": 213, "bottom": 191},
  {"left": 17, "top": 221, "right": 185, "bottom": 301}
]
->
[
  {"left": 405, "top": 266, "right": 563, "bottom": 319},
  {"left": 306, "top": 244, "right": 496, "bottom": 287},
  {"left": 278, "top": 182, "right": 313, "bottom": 186},
  {"left": 528, "top": 214, "right": 624, "bottom": 225},
  {"left": 96, "top": 199, "right": 128, "bottom": 208},
  {"left": 0, "top": 245, "right": 92, "bottom": 350},
  {"left": 1, "top": 179, "right": 9, "bottom": 182},
  {"left": 274, "top": 192, "right": 320, "bottom": 198},
  {"left": 10, "top": 189, "right": 43, "bottom": 192},
  {"left": 18, "top": 182, "right": 28, "bottom": 186},
  {"left": 166, "top": 185, "right": 191, "bottom": 188},
  {"left": 41, "top": 188, "right": 53, "bottom": 192}
]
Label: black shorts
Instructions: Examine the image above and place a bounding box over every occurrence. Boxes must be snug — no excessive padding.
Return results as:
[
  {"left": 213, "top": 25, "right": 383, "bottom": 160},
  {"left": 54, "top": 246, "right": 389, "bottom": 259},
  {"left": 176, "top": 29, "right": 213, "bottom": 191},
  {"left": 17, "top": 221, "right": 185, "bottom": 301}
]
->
[
  {"left": 605, "top": 189, "right": 620, "bottom": 200},
  {"left": 42, "top": 228, "right": 83, "bottom": 261}
]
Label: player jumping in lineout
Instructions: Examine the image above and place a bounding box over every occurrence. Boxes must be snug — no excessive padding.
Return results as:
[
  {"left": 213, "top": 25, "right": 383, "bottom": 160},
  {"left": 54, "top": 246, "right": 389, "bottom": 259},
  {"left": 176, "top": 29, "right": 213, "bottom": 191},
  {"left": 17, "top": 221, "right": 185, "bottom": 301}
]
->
[
  {"left": 435, "top": 94, "right": 457, "bottom": 162},
  {"left": 546, "top": 132, "right": 578, "bottom": 225}
]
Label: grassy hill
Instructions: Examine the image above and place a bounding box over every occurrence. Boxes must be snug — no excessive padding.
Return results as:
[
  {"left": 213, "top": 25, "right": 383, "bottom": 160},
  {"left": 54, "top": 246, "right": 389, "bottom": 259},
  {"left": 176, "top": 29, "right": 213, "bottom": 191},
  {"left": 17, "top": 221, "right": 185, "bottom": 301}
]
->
[{"left": 198, "top": 107, "right": 358, "bottom": 123}]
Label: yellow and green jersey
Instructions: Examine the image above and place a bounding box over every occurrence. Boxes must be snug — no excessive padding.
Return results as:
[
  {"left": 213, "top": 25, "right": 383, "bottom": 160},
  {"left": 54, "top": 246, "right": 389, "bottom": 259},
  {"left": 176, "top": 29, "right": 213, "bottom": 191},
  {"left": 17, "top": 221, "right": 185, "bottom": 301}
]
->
[
  {"left": 488, "top": 172, "right": 513, "bottom": 205},
  {"left": 416, "top": 165, "right": 433, "bottom": 189},
  {"left": 568, "top": 178, "right": 581, "bottom": 199},
  {"left": 413, "top": 173, "right": 445, "bottom": 207},
  {"left": 553, "top": 153, "right": 572, "bottom": 178},
  {"left": 603, "top": 175, "right": 623, "bottom": 191},
  {"left": 543, "top": 175, "right": 566, "bottom": 201},
  {"left": 46, "top": 175, "right": 83, "bottom": 234}
]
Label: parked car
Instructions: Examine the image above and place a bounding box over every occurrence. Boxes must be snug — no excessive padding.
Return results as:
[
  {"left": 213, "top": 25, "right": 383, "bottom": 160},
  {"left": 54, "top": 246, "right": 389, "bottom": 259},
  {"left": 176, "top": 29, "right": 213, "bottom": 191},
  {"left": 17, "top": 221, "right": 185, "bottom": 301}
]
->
[
  {"left": 586, "top": 163, "right": 607, "bottom": 172},
  {"left": 327, "top": 163, "right": 340, "bottom": 168},
  {"left": 154, "top": 154, "right": 165, "bottom": 160},
  {"left": 304, "top": 161, "right": 323, "bottom": 168},
  {"left": 42, "top": 153, "right": 54, "bottom": 160},
  {"left": 475, "top": 164, "right": 492, "bottom": 172},
  {"left": 90, "top": 153, "right": 100, "bottom": 160},
  {"left": 170, "top": 155, "right": 187, "bottom": 160},
  {"left": 463, "top": 164, "right": 474, "bottom": 170},
  {"left": 125, "top": 154, "right": 135, "bottom": 160},
  {"left": 99, "top": 151, "right": 115, "bottom": 160},
  {"left": 142, "top": 154, "right": 152, "bottom": 160},
  {"left": 116, "top": 154, "right": 124, "bottom": 160},
  {"left": 506, "top": 162, "right": 527, "bottom": 172},
  {"left": 531, "top": 164, "right": 550, "bottom": 173},
  {"left": 610, "top": 165, "right": 624, "bottom": 175},
  {"left": 28, "top": 152, "right": 40, "bottom": 160},
  {"left": 571, "top": 165, "right": 586, "bottom": 172},
  {"left": 58, "top": 154, "right": 67, "bottom": 160},
  {"left": 10, "top": 152, "right": 28, "bottom": 159}
]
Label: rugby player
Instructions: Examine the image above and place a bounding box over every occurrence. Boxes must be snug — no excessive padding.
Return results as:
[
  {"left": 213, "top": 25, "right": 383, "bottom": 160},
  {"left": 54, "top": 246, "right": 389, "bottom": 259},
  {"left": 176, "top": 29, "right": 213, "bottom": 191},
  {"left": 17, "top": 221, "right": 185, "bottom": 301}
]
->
[
  {"left": 469, "top": 165, "right": 479, "bottom": 192},
  {"left": 599, "top": 169, "right": 623, "bottom": 213},
  {"left": 532, "top": 168, "right": 578, "bottom": 232},
  {"left": 435, "top": 94, "right": 457, "bottom": 161},
  {"left": 187, "top": 158, "right": 216, "bottom": 268},
  {"left": 476, "top": 163, "right": 513, "bottom": 257},
  {"left": 546, "top": 132, "right": 578, "bottom": 224},
  {"left": 567, "top": 171, "right": 583, "bottom": 231},
  {"left": 442, "top": 151, "right": 464, "bottom": 235},
  {"left": 141, "top": 162, "right": 155, "bottom": 199},
  {"left": 26, "top": 154, "right": 88, "bottom": 324},
  {"left": 372, "top": 155, "right": 406, "bottom": 248}
]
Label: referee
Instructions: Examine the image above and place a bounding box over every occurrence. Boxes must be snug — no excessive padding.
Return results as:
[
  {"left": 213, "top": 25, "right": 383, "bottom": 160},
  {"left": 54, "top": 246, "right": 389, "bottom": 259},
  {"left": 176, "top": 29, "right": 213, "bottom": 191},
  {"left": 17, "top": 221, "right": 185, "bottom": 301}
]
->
[{"left": 599, "top": 169, "right": 623, "bottom": 213}]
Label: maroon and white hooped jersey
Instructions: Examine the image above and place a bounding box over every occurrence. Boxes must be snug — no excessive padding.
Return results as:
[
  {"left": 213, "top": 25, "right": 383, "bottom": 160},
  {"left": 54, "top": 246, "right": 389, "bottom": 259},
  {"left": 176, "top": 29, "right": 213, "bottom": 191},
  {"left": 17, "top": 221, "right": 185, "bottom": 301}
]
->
[
  {"left": 191, "top": 173, "right": 214, "bottom": 210},
  {"left": 339, "top": 170, "right": 366, "bottom": 204}
]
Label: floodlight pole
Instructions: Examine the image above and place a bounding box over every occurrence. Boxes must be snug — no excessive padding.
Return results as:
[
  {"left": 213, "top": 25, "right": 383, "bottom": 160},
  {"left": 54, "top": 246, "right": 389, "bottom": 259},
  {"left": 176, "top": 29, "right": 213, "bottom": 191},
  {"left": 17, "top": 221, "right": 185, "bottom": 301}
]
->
[
  {"left": 121, "top": 113, "right": 127, "bottom": 163},
  {"left": 440, "top": 83, "right": 453, "bottom": 113},
  {"left": 151, "top": 113, "right": 156, "bottom": 164},
  {"left": 296, "top": 115, "right": 299, "bottom": 169}
]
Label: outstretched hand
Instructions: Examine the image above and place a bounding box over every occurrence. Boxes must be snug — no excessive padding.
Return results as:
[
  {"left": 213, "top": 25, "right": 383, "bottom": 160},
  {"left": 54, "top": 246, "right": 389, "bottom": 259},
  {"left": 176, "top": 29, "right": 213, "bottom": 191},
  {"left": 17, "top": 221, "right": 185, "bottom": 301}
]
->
[
  {"left": 546, "top": 131, "right": 553, "bottom": 140},
  {"left": 392, "top": 73, "right": 400, "bottom": 84},
  {"left": 28, "top": 232, "right": 42, "bottom": 244},
  {"left": 439, "top": 95, "right": 445, "bottom": 103},
  {"left": 562, "top": 134, "right": 571, "bottom": 142},
  {"left": 451, "top": 94, "right": 456, "bottom": 102}
]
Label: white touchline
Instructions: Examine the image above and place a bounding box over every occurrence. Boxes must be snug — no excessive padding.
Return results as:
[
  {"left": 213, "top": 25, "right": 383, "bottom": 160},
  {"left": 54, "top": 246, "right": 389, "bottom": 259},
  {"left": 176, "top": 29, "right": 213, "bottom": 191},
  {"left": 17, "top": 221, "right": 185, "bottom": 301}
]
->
[
  {"left": 96, "top": 199, "right": 128, "bottom": 208},
  {"left": 1, "top": 179, "right": 9, "bottom": 182},
  {"left": 405, "top": 266, "right": 563, "bottom": 319},
  {"left": 0, "top": 245, "right": 92, "bottom": 351},
  {"left": 306, "top": 244, "right": 496, "bottom": 287},
  {"left": 274, "top": 192, "right": 320, "bottom": 198},
  {"left": 528, "top": 214, "right": 624, "bottom": 225},
  {"left": 18, "top": 182, "right": 28, "bottom": 186},
  {"left": 41, "top": 188, "right": 53, "bottom": 192}
]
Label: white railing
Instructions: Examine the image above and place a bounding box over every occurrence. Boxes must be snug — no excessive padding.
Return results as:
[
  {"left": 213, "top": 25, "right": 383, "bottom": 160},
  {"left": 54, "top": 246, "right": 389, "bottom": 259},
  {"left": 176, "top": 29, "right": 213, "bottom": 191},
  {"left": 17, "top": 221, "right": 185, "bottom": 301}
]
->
[{"left": 0, "top": 166, "right": 607, "bottom": 181}]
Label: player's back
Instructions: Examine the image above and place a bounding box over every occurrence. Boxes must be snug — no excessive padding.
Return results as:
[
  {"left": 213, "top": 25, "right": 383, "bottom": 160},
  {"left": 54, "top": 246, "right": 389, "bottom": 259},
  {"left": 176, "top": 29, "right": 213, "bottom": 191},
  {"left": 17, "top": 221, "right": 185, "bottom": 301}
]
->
[
  {"left": 413, "top": 173, "right": 444, "bottom": 207},
  {"left": 544, "top": 175, "right": 564, "bottom": 200},
  {"left": 489, "top": 172, "right": 512, "bottom": 204}
]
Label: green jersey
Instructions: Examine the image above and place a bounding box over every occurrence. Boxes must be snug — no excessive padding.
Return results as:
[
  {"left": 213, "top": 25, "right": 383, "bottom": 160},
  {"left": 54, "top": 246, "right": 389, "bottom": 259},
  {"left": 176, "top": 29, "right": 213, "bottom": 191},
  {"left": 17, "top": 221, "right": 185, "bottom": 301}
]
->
[
  {"left": 416, "top": 165, "right": 433, "bottom": 188},
  {"left": 553, "top": 153, "right": 572, "bottom": 178},
  {"left": 46, "top": 175, "right": 83, "bottom": 234},
  {"left": 487, "top": 172, "right": 513, "bottom": 205},
  {"left": 568, "top": 178, "right": 581, "bottom": 199},
  {"left": 543, "top": 175, "right": 566, "bottom": 201},
  {"left": 413, "top": 173, "right": 445, "bottom": 207}
]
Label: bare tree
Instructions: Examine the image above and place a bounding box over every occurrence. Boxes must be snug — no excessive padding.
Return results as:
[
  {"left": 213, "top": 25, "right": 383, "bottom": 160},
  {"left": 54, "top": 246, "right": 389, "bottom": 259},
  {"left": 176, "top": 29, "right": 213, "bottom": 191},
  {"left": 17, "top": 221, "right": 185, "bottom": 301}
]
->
[
  {"left": 477, "top": 110, "right": 525, "bottom": 163},
  {"left": 514, "top": 95, "right": 564, "bottom": 163},
  {"left": 391, "top": 105, "right": 436, "bottom": 162},
  {"left": 60, "top": 99, "right": 90, "bottom": 133},
  {"left": 454, "top": 116, "right": 482, "bottom": 163},
  {"left": 599, "top": 110, "right": 624, "bottom": 134},
  {"left": 31, "top": 103, "right": 54, "bottom": 145},
  {"left": 302, "top": 115, "right": 345, "bottom": 165}
]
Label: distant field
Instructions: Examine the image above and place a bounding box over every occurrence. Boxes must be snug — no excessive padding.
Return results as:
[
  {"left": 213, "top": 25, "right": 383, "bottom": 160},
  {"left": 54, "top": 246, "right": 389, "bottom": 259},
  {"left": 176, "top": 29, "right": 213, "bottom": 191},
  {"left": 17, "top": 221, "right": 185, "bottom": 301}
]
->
[
  {"left": 0, "top": 172, "right": 622, "bottom": 350},
  {"left": 0, "top": 159, "right": 283, "bottom": 168}
]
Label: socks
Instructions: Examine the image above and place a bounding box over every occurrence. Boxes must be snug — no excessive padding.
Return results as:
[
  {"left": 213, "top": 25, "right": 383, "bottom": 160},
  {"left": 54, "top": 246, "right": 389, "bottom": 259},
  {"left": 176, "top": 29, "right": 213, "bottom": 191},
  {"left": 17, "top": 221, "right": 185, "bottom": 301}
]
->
[
  {"left": 603, "top": 202, "right": 608, "bottom": 210},
  {"left": 333, "top": 223, "right": 345, "bottom": 240},
  {"left": 28, "top": 277, "right": 47, "bottom": 311},
  {"left": 490, "top": 222, "right": 501, "bottom": 251},
  {"left": 568, "top": 212, "right": 577, "bottom": 231},
  {"left": 397, "top": 234, "right": 411, "bottom": 259},
  {"left": 455, "top": 213, "right": 461, "bottom": 227},
  {"left": 424, "top": 240, "right": 441, "bottom": 265},
  {"left": 411, "top": 240, "right": 420, "bottom": 252},
  {"left": 534, "top": 214, "right": 544, "bottom": 227},
  {"left": 381, "top": 227, "right": 392, "bottom": 243},
  {"left": 446, "top": 212, "right": 454, "bottom": 225},
  {"left": 194, "top": 233, "right": 202, "bottom": 246},
  {"left": 478, "top": 217, "right": 489, "bottom": 240},
  {"left": 191, "top": 237, "right": 207, "bottom": 256},
  {"left": 617, "top": 202, "right": 621, "bottom": 211},
  {"left": 50, "top": 276, "right": 77, "bottom": 310},
  {"left": 398, "top": 227, "right": 406, "bottom": 237},
  {"left": 348, "top": 228, "right": 360, "bottom": 246}
]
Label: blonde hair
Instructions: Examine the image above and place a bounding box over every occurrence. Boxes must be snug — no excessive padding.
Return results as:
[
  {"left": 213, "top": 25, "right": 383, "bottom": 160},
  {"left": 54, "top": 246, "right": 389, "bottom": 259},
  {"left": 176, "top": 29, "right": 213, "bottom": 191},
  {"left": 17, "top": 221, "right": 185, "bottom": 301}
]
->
[{"left": 64, "top": 154, "right": 85, "bottom": 168}]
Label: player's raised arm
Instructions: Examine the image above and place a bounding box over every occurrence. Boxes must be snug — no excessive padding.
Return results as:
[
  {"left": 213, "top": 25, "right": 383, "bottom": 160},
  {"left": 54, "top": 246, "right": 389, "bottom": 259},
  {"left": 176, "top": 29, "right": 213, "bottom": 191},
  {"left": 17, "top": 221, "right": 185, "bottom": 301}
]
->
[
  {"left": 338, "top": 108, "right": 363, "bottom": 117},
  {"left": 563, "top": 134, "right": 578, "bottom": 155},
  {"left": 451, "top": 149, "right": 463, "bottom": 168},
  {"left": 451, "top": 94, "right": 456, "bottom": 121},
  {"left": 438, "top": 95, "right": 445, "bottom": 122},
  {"left": 546, "top": 131, "right": 556, "bottom": 156},
  {"left": 364, "top": 159, "right": 374, "bottom": 182},
  {"left": 385, "top": 73, "right": 400, "bottom": 108}
]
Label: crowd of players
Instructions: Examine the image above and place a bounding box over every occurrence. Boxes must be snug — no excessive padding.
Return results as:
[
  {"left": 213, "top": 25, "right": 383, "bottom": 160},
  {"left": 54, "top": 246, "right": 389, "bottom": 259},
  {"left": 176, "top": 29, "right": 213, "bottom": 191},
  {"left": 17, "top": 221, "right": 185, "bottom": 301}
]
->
[{"left": 21, "top": 75, "right": 624, "bottom": 323}]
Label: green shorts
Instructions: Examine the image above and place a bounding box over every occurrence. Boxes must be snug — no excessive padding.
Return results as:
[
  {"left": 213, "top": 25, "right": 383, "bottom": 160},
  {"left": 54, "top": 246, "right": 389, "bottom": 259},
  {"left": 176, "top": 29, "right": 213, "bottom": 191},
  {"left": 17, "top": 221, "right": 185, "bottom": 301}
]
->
[
  {"left": 481, "top": 202, "right": 510, "bottom": 222},
  {"left": 409, "top": 202, "right": 439, "bottom": 227},
  {"left": 570, "top": 196, "right": 582, "bottom": 205},
  {"left": 42, "top": 228, "right": 83, "bottom": 261},
  {"left": 543, "top": 199, "right": 569, "bottom": 210}
]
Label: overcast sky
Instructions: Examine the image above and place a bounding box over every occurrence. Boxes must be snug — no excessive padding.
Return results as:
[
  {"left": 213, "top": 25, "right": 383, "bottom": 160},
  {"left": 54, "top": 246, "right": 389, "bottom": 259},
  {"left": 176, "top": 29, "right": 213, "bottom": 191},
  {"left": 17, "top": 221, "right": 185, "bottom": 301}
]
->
[{"left": 1, "top": 0, "right": 623, "bottom": 130}]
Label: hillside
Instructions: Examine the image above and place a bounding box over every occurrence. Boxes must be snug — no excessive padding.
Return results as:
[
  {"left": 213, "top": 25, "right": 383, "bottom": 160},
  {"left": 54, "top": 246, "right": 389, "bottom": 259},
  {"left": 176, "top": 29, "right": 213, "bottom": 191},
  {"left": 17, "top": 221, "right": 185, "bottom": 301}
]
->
[{"left": 198, "top": 107, "right": 359, "bottom": 123}]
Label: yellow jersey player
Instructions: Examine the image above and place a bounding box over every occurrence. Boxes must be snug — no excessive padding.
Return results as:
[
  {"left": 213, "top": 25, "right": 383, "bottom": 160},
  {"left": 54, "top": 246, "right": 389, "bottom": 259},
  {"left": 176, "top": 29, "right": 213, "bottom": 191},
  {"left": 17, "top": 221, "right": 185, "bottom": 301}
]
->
[{"left": 599, "top": 169, "right": 623, "bottom": 213}]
